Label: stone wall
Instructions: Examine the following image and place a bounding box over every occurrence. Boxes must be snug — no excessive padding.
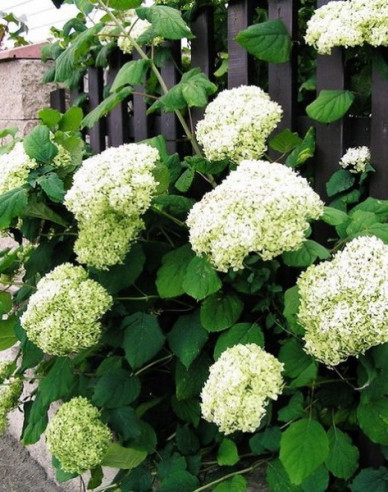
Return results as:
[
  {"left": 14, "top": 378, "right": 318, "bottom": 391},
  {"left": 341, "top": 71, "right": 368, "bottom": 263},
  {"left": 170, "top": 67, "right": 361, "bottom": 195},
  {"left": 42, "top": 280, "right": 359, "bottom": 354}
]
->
[{"left": 0, "top": 43, "right": 55, "bottom": 141}]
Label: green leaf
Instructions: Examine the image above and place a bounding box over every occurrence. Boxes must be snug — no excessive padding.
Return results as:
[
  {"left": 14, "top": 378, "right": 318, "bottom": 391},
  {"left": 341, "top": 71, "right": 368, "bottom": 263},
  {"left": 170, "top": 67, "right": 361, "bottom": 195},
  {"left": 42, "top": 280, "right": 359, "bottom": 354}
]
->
[
  {"left": 156, "top": 244, "right": 194, "bottom": 298},
  {"left": 325, "top": 427, "right": 359, "bottom": 479},
  {"left": 23, "top": 195, "right": 68, "bottom": 227},
  {"left": 24, "top": 125, "right": 58, "bottom": 164},
  {"left": 300, "top": 466, "right": 329, "bottom": 492},
  {"left": 171, "top": 396, "right": 201, "bottom": 427},
  {"left": 351, "top": 467, "right": 388, "bottom": 492},
  {"left": 167, "top": 311, "right": 209, "bottom": 369},
  {"left": 38, "top": 108, "right": 61, "bottom": 128},
  {"left": 107, "top": 0, "right": 142, "bottom": 9},
  {"left": 0, "top": 187, "right": 28, "bottom": 229},
  {"left": 280, "top": 419, "right": 329, "bottom": 485},
  {"left": 278, "top": 392, "right": 305, "bottom": 423},
  {"left": 346, "top": 210, "right": 377, "bottom": 236},
  {"left": 39, "top": 358, "right": 76, "bottom": 406},
  {"left": 250, "top": 427, "right": 282, "bottom": 455},
  {"left": 92, "top": 369, "right": 140, "bottom": 408},
  {"left": 321, "top": 206, "right": 349, "bottom": 226},
  {"left": 0, "top": 316, "right": 18, "bottom": 350},
  {"left": 90, "top": 243, "right": 145, "bottom": 294},
  {"left": 357, "top": 398, "right": 388, "bottom": 445},
  {"left": 213, "top": 322, "right": 264, "bottom": 360},
  {"left": 88, "top": 465, "right": 103, "bottom": 490},
  {"left": 0, "top": 292, "right": 12, "bottom": 316},
  {"left": 37, "top": 173, "right": 65, "bottom": 203},
  {"left": 120, "top": 465, "right": 152, "bottom": 491},
  {"left": 58, "top": 106, "right": 83, "bottom": 132},
  {"left": 266, "top": 459, "right": 301, "bottom": 492},
  {"left": 158, "top": 454, "right": 187, "bottom": 480},
  {"left": 101, "top": 443, "right": 147, "bottom": 469},
  {"left": 176, "top": 425, "right": 200, "bottom": 455},
  {"left": 22, "top": 394, "right": 49, "bottom": 445},
  {"left": 306, "top": 90, "right": 355, "bottom": 123},
  {"left": 213, "top": 475, "right": 247, "bottom": 492},
  {"left": 153, "top": 195, "right": 195, "bottom": 216},
  {"left": 82, "top": 86, "right": 133, "bottom": 128},
  {"left": 282, "top": 240, "right": 330, "bottom": 267},
  {"left": 269, "top": 129, "right": 302, "bottom": 153},
  {"left": 236, "top": 19, "right": 292, "bottom": 63},
  {"left": 136, "top": 6, "right": 194, "bottom": 40},
  {"left": 351, "top": 197, "right": 388, "bottom": 222},
  {"left": 326, "top": 170, "right": 355, "bottom": 197},
  {"left": 175, "top": 353, "right": 211, "bottom": 400},
  {"left": 182, "top": 256, "right": 222, "bottom": 300},
  {"left": 285, "top": 127, "right": 316, "bottom": 168},
  {"left": 108, "top": 407, "right": 142, "bottom": 440},
  {"left": 52, "top": 456, "right": 79, "bottom": 482},
  {"left": 217, "top": 439, "right": 239, "bottom": 466},
  {"left": 123, "top": 313, "right": 165, "bottom": 370},
  {"left": 110, "top": 59, "right": 150, "bottom": 92},
  {"left": 278, "top": 338, "right": 317, "bottom": 387},
  {"left": 157, "top": 471, "right": 199, "bottom": 492},
  {"left": 200, "top": 292, "right": 244, "bottom": 332},
  {"left": 283, "top": 286, "right": 304, "bottom": 336},
  {"left": 175, "top": 168, "right": 195, "bottom": 193}
]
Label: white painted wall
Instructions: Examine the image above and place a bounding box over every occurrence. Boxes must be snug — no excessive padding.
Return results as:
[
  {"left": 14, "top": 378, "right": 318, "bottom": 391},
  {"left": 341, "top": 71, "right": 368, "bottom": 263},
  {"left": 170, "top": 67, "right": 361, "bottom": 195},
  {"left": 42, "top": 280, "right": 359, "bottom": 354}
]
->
[{"left": 1, "top": 0, "right": 79, "bottom": 43}]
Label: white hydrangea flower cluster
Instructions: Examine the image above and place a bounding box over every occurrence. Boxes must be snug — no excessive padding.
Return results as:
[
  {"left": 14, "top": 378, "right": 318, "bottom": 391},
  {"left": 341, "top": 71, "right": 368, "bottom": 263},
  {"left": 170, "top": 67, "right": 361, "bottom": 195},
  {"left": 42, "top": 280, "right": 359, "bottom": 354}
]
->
[
  {"left": 196, "top": 86, "right": 283, "bottom": 163},
  {"left": 0, "top": 377, "right": 23, "bottom": 434},
  {"left": 187, "top": 160, "right": 324, "bottom": 272},
  {"left": 339, "top": 146, "right": 370, "bottom": 173},
  {"left": 0, "top": 361, "right": 14, "bottom": 382},
  {"left": 298, "top": 235, "right": 388, "bottom": 366},
  {"left": 117, "top": 10, "right": 163, "bottom": 54},
  {"left": 305, "top": 0, "right": 388, "bottom": 54},
  {"left": 0, "top": 142, "right": 38, "bottom": 195},
  {"left": 45, "top": 397, "right": 112, "bottom": 474},
  {"left": 201, "top": 344, "right": 284, "bottom": 435},
  {"left": 64, "top": 143, "right": 159, "bottom": 269},
  {"left": 20, "top": 263, "right": 113, "bottom": 356}
]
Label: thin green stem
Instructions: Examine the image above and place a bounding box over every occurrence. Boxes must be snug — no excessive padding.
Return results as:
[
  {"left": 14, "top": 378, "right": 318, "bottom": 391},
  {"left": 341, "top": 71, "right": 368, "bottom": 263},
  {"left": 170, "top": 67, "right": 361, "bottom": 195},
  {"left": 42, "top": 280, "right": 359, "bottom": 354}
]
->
[
  {"left": 193, "top": 466, "right": 256, "bottom": 492},
  {"left": 115, "top": 295, "right": 160, "bottom": 301},
  {"left": 151, "top": 206, "right": 186, "bottom": 227},
  {"left": 134, "top": 354, "right": 173, "bottom": 376}
]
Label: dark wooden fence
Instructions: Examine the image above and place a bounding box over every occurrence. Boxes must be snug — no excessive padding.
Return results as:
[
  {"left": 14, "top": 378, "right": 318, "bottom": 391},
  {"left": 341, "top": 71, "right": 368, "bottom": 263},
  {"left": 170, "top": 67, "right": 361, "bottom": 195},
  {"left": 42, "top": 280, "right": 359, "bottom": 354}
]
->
[{"left": 50, "top": 0, "right": 388, "bottom": 202}]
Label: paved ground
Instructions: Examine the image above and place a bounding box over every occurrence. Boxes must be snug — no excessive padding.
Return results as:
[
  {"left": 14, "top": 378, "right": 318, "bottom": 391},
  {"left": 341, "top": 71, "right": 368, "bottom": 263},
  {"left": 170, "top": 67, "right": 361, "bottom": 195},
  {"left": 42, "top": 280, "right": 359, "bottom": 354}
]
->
[{"left": 0, "top": 433, "right": 64, "bottom": 492}]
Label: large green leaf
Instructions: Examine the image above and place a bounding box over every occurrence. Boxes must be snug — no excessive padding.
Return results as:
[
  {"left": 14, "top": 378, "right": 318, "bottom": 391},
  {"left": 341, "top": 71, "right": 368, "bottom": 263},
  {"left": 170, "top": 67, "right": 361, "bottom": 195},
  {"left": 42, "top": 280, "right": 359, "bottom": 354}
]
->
[
  {"left": 306, "top": 90, "right": 355, "bottom": 123},
  {"left": 156, "top": 244, "right": 194, "bottom": 298},
  {"left": 0, "top": 316, "right": 18, "bottom": 350},
  {"left": 101, "top": 443, "right": 147, "bottom": 469},
  {"left": 269, "top": 129, "right": 302, "bottom": 154},
  {"left": 82, "top": 86, "right": 133, "bottom": 128},
  {"left": 107, "top": 0, "right": 142, "bottom": 9},
  {"left": 58, "top": 106, "right": 83, "bottom": 132},
  {"left": 23, "top": 125, "right": 58, "bottom": 164},
  {"left": 175, "top": 353, "right": 211, "bottom": 400},
  {"left": 278, "top": 339, "right": 317, "bottom": 388},
  {"left": 285, "top": 127, "right": 316, "bottom": 168},
  {"left": 136, "top": 6, "right": 194, "bottom": 40},
  {"left": 326, "top": 170, "right": 355, "bottom": 197},
  {"left": 266, "top": 459, "right": 301, "bottom": 492},
  {"left": 0, "top": 187, "right": 28, "bottom": 229},
  {"left": 357, "top": 398, "right": 388, "bottom": 445},
  {"left": 200, "top": 292, "right": 244, "bottom": 332},
  {"left": 108, "top": 407, "right": 142, "bottom": 441},
  {"left": 213, "top": 322, "right": 264, "bottom": 360},
  {"left": 22, "top": 394, "right": 49, "bottom": 445},
  {"left": 110, "top": 59, "right": 151, "bottom": 92},
  {"left": 282, "top": 287, "right": 304, "bottom": 336},
  {"left": 182, "top": 256, "right": 222, "bottom": 300},
  {"left": 280, "top": 419, "right": 329, "bottom": 485},
  {"left": 122, "top": 313, "right": 165, "bottom": 369},
  {"left": 350, "top": 197, "right": 388, "bottom": 222},
  {"left": 350, "top": 467, "right": 388, "bottom": 492},
  {"left": 157, "top": 471, "right": 199, "bottom": 492},
  {"left": 325, "top": 427, "right": 359, "bottom": 479},
  {"left": 23, "top": 195, "right": 68, "bottom": 227},
  {"left": 92, "top": 369, "right": 141, "bottom": 408},
  {"left": 167, "top": 311, "right": 209, "bottom": 369},
  {"left": 321, "top": 206, "right": 349, "bottom": 226},
  {"left": 236, "top": 19, "right": 292, "bottom": 63},
  {"left": 282, "top": 240, "right": 330, "bottom": 267},
  {"left": 39, "top": 358, "right": 76, "bottom": 406},
  {"left": 37, "top": 173, "right": 65, "bottom": 203},
  {"left": 217, "top": 438, "right": 239, "bottom": 466},
  {"left": 277, "top": 392, "right": 305, "bottom": 423}
]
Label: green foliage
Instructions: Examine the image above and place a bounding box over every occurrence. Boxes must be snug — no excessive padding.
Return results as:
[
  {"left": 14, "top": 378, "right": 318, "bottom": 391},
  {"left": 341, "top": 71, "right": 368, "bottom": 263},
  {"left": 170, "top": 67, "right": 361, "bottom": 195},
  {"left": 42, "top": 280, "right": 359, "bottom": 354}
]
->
[
  {"left": 136, "top": 5, "right": 194, "bottom": 40},
  {"left": 306, "top": 90, "right": 355, "bottom": 123},
  {"left": 0, "top": 187, "right": 28, "bottom": 229}
]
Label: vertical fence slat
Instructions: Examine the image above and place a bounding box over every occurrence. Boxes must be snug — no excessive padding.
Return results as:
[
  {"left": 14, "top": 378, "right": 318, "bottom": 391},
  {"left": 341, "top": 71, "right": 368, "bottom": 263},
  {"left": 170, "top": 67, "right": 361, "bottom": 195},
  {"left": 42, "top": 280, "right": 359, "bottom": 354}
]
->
[
  {"left": 190, "top": 7, "right": 215, "bottom": 129},
  {"left": 107, "top": 50, "right": 130, "bottom": 147},
  {"left": 160, "top": 42, "right": 181, "bottom": 154},
  {"left": 227, "top": 0, "right": 256, "bottom": 88},
  {"left": 50, "top": 88, "right": 67, "bottom": 113},
  {"left": 369, "top": 64, "right": 388, "bottom": 199},
  {"left": 132, "top": 52, "right": 149, "bottom": 142},
  {"left": 268, "top": 0, "right": 298, "bottom": 131},
  {"left": 88, "top": 67, "right": 106, "bottom": 153}
]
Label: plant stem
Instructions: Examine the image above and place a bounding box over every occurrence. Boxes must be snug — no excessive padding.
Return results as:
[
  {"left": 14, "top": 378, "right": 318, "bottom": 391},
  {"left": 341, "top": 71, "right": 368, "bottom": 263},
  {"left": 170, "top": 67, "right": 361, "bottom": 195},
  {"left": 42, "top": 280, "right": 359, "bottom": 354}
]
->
[
  {"left": 134, "top": 354, "right": 173, "bottom": 376},
  {"left": 115, "top": 295, "right": 160, "bottom": 301},
  {"left": 193, "top": 465, "right": 256, "bottom": 492},
  {"left": 151, "top": 206, "right": 186, "bottom": 227}
]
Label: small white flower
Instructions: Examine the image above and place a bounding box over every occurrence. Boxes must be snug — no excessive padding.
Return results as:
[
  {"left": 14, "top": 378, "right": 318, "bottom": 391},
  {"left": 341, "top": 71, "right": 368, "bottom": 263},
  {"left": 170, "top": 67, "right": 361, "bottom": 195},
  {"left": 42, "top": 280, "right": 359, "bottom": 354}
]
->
[
  {"left": 339, "top": 146, "right": 370, "bottom": 173},
  {"left": 0, "top": 142, "right": 38, "bottom": 194}
]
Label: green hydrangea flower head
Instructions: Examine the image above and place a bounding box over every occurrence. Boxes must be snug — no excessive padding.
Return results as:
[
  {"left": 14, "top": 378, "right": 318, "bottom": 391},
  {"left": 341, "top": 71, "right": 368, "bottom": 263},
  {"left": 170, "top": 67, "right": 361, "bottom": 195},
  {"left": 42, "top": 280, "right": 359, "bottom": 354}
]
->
[
  {"left": 45, "top": 397, "right": 112, "bottom": 474},
  {"left": 298, "top": 235, "right": 388, "bottom": 366},
  {"left": 201, "top": 344, "right": 284, "bottom": 435},
  {"left": 20, "top": 263, "right": 113, "bottom": 356},
  {"left": 196, "top": 85, "right": 282, "bottom": 163},
  {"left": 0, "top": 142, "right": 38, "bottom": 194},
  {"left": 187, "top": 160, "right": 324, "bottom": 272},
  {"left": 0, "top": 377, "right": 23, "bottom": 434},
  {"left": 64, "top": 143, "right": 159, "bottom": 269}
]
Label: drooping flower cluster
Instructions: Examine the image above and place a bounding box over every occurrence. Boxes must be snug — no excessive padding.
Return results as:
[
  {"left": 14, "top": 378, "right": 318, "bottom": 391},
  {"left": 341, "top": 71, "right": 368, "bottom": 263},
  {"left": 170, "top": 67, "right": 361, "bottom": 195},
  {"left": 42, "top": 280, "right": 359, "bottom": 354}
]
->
[
  {"left": 187, "top": 160, "right": 324, "bottom": 272},
  {"left": 196, "top": 86, "right": 283, "bottom": 163},
  {"left": 117, "top": 10, "right": 163, "bottom": 54},
  {"left": 0, "top": 142, "right": 38, "bottom": 194},
  {"left": 298, "top": 235, "right": 388, "bottom": 366},
  {"left": 45, "top": 397, "right": 112, "bottom": 474},
  {"left": 64, "top": 143, "right": 159, "bottom": 269},
  {"left": 339, "top": 146, "right": 370, "bottom": 173},
  {"left": 0, "top": 377, "right": 23, "bottom": 434},
  {"left": 201, "top": 344, "right": 284, "bottom": 434},
  {"left": 305, "top": 0, "right": 388, "bottom": 55},
  {"left": 20, "top": 263, "right": 112, "bottom": 356}
]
